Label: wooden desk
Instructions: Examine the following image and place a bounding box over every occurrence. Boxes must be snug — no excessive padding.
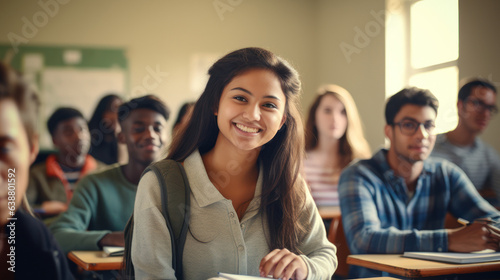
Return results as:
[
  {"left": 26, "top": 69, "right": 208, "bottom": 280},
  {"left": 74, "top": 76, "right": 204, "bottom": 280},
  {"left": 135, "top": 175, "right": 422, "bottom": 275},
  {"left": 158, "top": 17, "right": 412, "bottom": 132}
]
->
[
  {"left": 354, "top": 278, "right": 401, "bottom": 280},
  {"left": 318, "top": 205, "right": 341, "bottom": 220},
  {"left": 347, "top": 254, "right": 500, "bottom": 279},
  {"left": 68, "top": 251, "right": 123, "bottom": 271}
]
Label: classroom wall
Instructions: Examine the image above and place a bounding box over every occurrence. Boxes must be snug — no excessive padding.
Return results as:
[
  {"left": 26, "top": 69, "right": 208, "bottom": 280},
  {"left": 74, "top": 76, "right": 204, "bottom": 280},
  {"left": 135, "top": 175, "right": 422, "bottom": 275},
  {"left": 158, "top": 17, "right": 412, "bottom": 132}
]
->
[
  {"left": 315, "top": 0, "right": 386, "bottom": 152},
  {"left": 459, "top": 0, "right": 500, "bottom": 152},
  {"left": 0, "top": 0, "right": 318, "bottom": 142},
  {"left": 0, "top": 0, "right": 497, "bottom": 153}
]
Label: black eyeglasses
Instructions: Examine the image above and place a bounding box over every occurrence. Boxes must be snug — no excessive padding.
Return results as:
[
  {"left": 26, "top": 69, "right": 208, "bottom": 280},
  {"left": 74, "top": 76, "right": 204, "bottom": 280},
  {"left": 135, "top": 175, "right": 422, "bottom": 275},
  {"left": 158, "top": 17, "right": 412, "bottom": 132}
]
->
[
  {"left": 465, "top": 98, "right": 498, "bottom": 115},
  {"left": 393, "top": 119, "right": 436, "bottom": 136}
]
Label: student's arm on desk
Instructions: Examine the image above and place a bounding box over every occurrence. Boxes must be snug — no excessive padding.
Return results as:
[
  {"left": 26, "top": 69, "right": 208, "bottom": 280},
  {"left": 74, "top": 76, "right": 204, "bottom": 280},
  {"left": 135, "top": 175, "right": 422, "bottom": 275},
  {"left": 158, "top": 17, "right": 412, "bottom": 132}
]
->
[
  {"left": 489, "top": 148, "right": 500, "bottom": 207},
  {"left": 98, "top": 232, "right": 125, "bottom": 247},
  {"left": 49, "top": 178, "right": 111, "bottom": 254},
  {"left": 446, "top": 162, "right": 500, "bottom": 252},
  {"left": 448, "top": 221, "right": 500, "bottom": 252}
]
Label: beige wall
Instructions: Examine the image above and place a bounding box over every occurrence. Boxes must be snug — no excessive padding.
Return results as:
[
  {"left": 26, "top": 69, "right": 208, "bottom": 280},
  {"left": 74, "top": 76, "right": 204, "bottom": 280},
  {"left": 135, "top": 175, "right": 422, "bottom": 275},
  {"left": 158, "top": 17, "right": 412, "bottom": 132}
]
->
[
  {"left": 0, "top": 0, "right": 318, "bottom": 141},
  {"left": 459, "top": 0, "right": 500, "bottom": 152},
  {"left": 0, "top": 0, "right": 497, "bottom": 153},
  {"left": 315, "top": 0, "right": 386, "bottom": 152}
]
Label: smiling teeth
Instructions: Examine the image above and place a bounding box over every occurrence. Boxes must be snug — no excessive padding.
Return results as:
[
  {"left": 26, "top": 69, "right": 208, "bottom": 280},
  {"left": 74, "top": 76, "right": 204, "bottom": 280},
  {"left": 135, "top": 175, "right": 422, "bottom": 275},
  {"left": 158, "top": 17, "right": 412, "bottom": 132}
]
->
[{"left": 236, "top": 123, "right": 259, "bottom": 133}]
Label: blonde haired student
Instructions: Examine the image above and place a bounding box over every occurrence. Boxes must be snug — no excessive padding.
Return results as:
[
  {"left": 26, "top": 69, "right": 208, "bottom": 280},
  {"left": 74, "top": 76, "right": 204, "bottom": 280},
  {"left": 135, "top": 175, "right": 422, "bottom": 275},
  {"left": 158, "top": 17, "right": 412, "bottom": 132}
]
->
[
  {"left": 303, "top": 84, "right": 371, "bottom": 206},
  {"left": 131, "top": 47, "right": 337, "bottom": 279}
]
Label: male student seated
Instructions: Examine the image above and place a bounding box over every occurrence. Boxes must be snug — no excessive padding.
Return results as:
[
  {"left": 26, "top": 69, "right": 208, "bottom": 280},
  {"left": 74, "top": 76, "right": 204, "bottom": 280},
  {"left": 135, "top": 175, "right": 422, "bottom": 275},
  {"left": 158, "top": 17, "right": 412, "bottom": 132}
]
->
[
  {"left": 49, "top": 95, "right": 169, "bottom": 254},
  {"left": 431, "top": 79, "right": 500, "bottom": 208},
  {"left": 338, "top": 87, "right": 500, "bottom": 278},
  {"left": 27, "top": 107, "right": 102, "bottom": 220}
]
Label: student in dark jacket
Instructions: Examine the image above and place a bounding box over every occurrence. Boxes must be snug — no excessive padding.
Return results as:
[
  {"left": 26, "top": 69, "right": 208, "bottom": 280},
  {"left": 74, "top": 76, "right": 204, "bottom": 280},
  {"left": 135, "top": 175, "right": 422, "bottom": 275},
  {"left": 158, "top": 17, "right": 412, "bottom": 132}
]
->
[{"left": 0, "top": 62, "right": 73, "bottom": 280}]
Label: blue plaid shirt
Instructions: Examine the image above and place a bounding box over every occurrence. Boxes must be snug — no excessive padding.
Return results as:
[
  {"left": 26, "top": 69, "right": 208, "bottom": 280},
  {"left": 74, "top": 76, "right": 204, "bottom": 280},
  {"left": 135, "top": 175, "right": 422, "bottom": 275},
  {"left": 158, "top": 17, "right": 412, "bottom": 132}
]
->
[{"left": 339, "top": 149, "right": 500, "bottom": 278}]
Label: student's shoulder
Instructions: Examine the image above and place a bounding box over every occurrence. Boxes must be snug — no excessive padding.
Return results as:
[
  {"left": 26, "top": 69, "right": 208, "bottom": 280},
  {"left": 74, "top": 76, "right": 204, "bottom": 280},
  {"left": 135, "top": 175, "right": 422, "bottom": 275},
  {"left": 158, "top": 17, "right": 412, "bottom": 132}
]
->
[
  {"left": 424, "top": 156, "right": 466, "bottom": 176},
  {"left": 477, "top": 139, "right": 500, "bottom": 160},
  {"left": 431, "top": 134, "right": 453, "bottom": 153},
  {"left": 92, "top": 158, "right": 111, "bottom": 172},
  {"left": 434, "top": 133, "right": 448, "bottom": 145},
  {"left": 85, "top": 163, "right": 121, "bottom": 178},
  {"left": 78, "top": 164, "right": 123, "bottom": 187},
  {"left": 29, "top": 160, "right": 47, "bottom": 174},
  {"left": 28, "top": 162, "right": 49, "bottom": 186},
  {"left": 342, "top": 156, "right": 379, "bottom": 176},
  {"left": 338, "top": 158, "right": 383, "bottom": 192}
]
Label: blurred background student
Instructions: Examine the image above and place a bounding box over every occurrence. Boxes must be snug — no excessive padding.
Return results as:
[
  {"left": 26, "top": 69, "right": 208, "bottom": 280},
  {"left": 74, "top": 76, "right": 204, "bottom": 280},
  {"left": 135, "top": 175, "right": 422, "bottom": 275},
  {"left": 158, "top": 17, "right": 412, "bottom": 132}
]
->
[
  {"left": 303, "top": 84, "right": 371, "bottom": 207},
  {"left": 0, "top": 62, "right": 73, "bottom": 279},
  {"left": 27, "top": 107, "right": 103, "bottom": 222},
  {"left": 88, "top": 94, "right": 126, "bottom": 165},
  {"left": 50, "top": 95, "right": 169, "bottom": 280},
  {"left": 171, "top": 101, "right": 195, "bottom": 138}
]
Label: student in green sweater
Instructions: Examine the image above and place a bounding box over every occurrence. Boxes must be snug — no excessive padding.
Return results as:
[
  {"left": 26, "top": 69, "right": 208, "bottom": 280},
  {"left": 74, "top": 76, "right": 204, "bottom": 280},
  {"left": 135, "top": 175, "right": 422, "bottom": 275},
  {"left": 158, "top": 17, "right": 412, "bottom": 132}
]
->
[{"left": 49, "top": 95, "right": 170, "bottom": 253}]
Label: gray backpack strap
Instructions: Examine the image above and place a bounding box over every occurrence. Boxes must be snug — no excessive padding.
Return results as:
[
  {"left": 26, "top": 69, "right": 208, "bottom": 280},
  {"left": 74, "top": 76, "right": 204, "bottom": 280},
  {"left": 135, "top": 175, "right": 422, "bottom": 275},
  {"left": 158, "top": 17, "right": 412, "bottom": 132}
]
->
[{"left": 146, "top": 159, "right": 191, "bottom": 280}]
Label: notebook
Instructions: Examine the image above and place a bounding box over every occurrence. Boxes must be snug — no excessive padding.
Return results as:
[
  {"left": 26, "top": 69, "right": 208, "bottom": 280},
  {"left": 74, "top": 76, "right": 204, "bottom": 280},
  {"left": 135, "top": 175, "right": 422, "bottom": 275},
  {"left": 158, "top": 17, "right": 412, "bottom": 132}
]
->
[
  {"left": 103, "top": 246, "right": 124, "bottom": 257},
  {"left": 403, "top": 251, "right": 500, "bottom": 264},
  {"left": 217, "top": 272, "right": 276, "bottom": 279}
]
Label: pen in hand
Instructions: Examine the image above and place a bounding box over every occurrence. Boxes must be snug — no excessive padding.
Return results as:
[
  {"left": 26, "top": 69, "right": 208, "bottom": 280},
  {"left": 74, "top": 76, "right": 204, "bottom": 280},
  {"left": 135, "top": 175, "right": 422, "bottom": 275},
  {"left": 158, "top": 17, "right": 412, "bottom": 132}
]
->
[
  {"left": 457, "top": 217, "right": 494, "bottom": 226},
  {"left": 457, "top": 218, "right": 470, "bottom": 226},
  {"left": 458, "top": 217, "right": 500, "bottom": 239}
]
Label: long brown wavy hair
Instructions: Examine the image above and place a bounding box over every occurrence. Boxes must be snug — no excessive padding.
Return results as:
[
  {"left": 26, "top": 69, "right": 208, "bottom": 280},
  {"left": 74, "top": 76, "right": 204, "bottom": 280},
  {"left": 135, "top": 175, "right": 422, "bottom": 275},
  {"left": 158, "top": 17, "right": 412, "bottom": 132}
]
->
[
  {"left": 168, "top": 47, "right": 307, "bottom": 253},
  {"left": 305, "top": 84, "right": 371, "bottom": 168}
]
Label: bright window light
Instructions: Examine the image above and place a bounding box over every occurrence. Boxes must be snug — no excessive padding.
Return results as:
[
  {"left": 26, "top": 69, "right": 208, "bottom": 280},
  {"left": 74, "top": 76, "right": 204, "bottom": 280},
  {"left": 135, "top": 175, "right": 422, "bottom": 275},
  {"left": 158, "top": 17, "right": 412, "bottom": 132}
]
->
[
  {"left": 410, "top": 0, "right": 459, "bottom": 69},
  {"left": 385, "top": 6, "right": 406, "bottom": 98},
  {"left": 409, "top": 66, "right": 459, "bottom": 133}
]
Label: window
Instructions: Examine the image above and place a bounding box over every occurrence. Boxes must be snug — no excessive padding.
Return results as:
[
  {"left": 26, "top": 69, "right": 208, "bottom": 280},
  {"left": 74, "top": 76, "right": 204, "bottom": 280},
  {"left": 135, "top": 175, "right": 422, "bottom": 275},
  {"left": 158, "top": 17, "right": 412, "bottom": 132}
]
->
[{"left": 386, "top": 0, "right": 459, "bottom": 133}]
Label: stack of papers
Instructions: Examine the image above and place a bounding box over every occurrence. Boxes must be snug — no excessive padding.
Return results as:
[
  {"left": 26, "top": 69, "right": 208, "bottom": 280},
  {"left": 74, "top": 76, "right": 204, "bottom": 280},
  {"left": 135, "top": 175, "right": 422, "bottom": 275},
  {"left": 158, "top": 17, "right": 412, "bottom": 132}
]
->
[
  {"left": 403, "top": 251, "right": 500, "bottom": 264},
  {"left": 103, "top": 246, "right": 124, "bottom": 257}
]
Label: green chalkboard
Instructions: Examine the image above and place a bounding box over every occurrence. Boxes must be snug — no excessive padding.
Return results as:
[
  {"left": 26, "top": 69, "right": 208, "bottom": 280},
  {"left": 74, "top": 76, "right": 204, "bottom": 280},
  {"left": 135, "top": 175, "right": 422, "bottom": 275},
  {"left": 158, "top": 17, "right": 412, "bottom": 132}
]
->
[{"left": 0, "top": 45, "right": 128, "bottom": 70}]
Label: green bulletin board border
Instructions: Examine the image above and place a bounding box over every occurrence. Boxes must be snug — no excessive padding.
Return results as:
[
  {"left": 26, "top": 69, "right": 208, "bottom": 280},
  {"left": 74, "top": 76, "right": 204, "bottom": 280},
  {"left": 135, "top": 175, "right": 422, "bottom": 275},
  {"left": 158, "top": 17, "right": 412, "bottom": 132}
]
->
[{"left": 0, "top": 45, "right": 128, "bottom": 69}]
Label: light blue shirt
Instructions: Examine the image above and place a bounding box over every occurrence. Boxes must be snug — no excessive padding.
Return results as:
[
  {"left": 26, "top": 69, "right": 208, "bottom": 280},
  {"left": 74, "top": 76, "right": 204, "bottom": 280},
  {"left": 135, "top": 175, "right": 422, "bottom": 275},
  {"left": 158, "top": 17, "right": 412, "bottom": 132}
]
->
[{"left": 339, "top": 149, "right": 500, "bottom": 278}]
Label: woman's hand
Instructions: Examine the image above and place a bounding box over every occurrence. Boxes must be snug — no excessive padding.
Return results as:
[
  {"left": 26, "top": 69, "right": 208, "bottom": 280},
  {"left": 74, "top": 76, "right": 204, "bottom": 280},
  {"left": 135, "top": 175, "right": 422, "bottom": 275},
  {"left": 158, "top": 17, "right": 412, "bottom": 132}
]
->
[{"left": 259, "top": 248, "right": 308, "bottom": 280}]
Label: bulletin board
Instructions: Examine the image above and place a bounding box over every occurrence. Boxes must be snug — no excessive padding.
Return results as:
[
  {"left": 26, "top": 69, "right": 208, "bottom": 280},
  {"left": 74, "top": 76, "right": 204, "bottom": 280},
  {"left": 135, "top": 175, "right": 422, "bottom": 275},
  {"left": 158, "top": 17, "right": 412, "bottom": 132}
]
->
[{"left": 0, "top": 45, "right": 128, "bottom": 148}]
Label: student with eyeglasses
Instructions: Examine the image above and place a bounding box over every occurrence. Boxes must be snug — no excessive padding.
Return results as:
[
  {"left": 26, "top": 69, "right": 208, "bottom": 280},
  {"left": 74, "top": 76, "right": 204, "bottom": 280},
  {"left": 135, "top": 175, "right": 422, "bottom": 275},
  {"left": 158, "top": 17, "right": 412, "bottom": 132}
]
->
[
  {"left": 338, "top": 87, "right": 500, "bottom": 278},
  {"left": 432, "top": 79, "right": 500, "bottom": 208}
]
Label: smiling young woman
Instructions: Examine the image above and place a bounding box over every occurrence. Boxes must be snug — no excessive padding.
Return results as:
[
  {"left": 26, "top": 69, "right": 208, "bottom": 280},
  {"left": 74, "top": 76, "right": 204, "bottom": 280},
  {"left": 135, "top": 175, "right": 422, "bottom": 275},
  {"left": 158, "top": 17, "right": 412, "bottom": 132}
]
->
[{"left": 131, "top": 47, "right": 337, "bottom": 280}]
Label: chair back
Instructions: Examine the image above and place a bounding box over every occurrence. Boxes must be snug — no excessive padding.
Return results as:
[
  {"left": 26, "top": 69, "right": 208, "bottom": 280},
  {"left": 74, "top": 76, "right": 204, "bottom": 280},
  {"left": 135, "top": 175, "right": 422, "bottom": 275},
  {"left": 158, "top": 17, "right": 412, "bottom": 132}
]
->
[{"left": 327, "top": 217, "right": 350, "bottom": 278}]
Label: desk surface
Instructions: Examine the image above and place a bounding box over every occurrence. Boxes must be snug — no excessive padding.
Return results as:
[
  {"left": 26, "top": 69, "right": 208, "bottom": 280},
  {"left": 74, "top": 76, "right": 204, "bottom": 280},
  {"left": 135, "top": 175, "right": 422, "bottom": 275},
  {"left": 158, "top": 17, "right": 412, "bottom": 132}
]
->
[
  {"left": 318, "top": 206, "right": 341, "bottom": 220},
  {"left": 354, "top": 278, "right": 401, "bottom": 280},
  {"left": 347, "top": 254, "right": 500, "bottom": 278},
  {"left": 68, "top": 251, "right": 123, "bottom": 271}
]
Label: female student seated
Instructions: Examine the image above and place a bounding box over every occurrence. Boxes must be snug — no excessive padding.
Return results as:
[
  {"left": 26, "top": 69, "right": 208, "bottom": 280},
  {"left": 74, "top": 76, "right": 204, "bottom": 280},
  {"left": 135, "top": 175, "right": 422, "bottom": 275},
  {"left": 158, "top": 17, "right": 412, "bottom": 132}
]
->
[
  {"left": 131, "top": 48, "right": 337, "bottom": 279},
  {"left": 303, "top": 84, "right": 371, "bottom": 206}
]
